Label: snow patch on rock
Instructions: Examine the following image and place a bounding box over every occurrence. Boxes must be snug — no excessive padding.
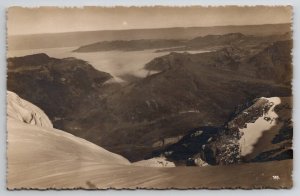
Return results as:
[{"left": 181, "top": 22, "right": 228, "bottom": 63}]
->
[
  {"left": 133, "top": 157, "right": 175, "bottom": 167},
  {"left": 239, "top": 97, "right": 281, "bottom": 156},
  {"left": 103, "top": 76, "right": 126, "bottom": 84}
]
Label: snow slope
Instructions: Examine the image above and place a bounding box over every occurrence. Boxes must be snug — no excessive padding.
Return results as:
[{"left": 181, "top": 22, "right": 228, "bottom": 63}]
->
[{"left": 7, "top": 91, "right": 130, "bottom": 188}]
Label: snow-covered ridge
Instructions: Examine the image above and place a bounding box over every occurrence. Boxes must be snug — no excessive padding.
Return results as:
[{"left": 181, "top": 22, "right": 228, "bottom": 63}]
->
[{"left": 7, "top": 91, "right": 53, "bottom": 128}]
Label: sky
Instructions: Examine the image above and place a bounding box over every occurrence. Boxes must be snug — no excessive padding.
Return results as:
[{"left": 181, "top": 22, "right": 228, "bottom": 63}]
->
[{"left": 7, "top": 6, "right": 292, "bottom": 35}]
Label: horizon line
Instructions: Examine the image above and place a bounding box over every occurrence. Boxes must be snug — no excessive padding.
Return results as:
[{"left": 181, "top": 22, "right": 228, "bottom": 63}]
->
[{"left": 8, "top": 22, "right": 291, "bottom": 37}]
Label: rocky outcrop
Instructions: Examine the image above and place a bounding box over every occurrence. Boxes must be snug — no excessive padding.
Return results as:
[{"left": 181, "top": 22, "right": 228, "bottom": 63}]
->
[
  {"left": 203, "top": 96, "right": 293, "bottom": 165},
  {"left": 149, "top": 126, "right": 219, "bottom": 166},
  {"left": 148, "top": 97, "right": 292, "bottom": 166}
]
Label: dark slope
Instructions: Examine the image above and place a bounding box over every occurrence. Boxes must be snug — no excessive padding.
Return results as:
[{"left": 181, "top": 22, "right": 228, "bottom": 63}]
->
[
  {"left": 146, "top": 40, "right": 293, "bottom": 84},
  {"left": 7, "top": 53, "right": 112, "bottom": 119},
  {"left": 246, "top": 40, "right": 293, "bottom": 84}
]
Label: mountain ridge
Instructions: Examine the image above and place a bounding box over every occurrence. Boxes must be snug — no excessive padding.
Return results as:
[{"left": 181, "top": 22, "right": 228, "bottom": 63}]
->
[{"left": 73, "top": 32, "right": 291, "bottom": 53}]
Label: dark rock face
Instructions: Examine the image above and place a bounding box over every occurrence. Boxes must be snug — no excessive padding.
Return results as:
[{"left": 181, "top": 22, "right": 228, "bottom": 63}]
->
[
  {"left": 7, "top": 38, "right": 292, "bottom": 162},
  {"left": 149, "top": 126, "right": 220, "bottom": 166},
  {"left": 7, "top": 53, "right": 112, "bottom": 120}
]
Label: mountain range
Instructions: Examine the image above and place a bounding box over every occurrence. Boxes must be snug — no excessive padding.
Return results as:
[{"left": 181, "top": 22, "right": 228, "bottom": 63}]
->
[{"left": 7, "top": 32, "right": 292, "bottom": 162}]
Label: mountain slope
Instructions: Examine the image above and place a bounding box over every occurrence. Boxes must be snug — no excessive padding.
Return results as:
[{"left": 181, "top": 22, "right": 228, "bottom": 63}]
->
[
  {"left": 146, "top": 40, "right": 292, "bottom": 84},
  {"left": 63, "top": 40, "right": 291, "bottom": 161},
  {"left": 246, "top": 40, "right": 292, "bottom": 84},
  {"left": 7, "top": 53, "right": 113, "bottom": 120}
]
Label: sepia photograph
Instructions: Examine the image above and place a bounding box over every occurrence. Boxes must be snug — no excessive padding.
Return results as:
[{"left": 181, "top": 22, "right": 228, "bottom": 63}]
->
[{"left": 6, "top": 6, "right": 293, "bottom": 189}]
